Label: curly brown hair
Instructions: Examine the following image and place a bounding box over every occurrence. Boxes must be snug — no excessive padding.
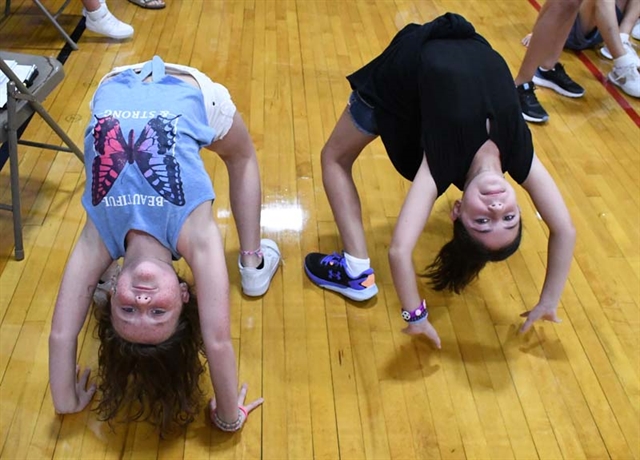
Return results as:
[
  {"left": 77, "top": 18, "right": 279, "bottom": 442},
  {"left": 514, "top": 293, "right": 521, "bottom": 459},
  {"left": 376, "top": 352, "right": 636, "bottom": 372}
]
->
[
  {"left": 425, "top": 218, "right": 523, "bottom": 293},
  {"left": 92, "top": 279, "right": 206, "bottom": 437}
]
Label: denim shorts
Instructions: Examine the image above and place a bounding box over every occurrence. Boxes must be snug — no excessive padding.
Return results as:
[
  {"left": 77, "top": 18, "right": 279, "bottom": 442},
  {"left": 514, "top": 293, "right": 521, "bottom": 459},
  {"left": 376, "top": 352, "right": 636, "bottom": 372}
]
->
[
  {"left": 347, "top": 91, "right": 378, "bottom": 136},
  {"left": 565, "top": 6, "right": 622, "bottom": 51}
]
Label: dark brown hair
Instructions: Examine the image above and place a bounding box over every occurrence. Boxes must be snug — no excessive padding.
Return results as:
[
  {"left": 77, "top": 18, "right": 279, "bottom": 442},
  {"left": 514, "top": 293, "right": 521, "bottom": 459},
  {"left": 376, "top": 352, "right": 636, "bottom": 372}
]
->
[
  {"left": 92, "top": 279, "right": 206, "bottom": 437},
  {"left": 425, "top": 218, "right": 522, "bottom": 293}
]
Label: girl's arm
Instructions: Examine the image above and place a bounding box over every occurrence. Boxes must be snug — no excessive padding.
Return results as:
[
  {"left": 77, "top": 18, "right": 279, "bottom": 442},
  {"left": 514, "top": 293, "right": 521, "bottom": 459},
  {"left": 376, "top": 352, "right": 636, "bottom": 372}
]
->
[
  {"left": 388, "top": 156, "right": 442, "bottom": 348},
  {"left": 49, "top": 218, "right": 112, "bottom": 413},
  {"left": 519, "top": 154, "right": 576, "bottom": 332},
  {"left": 179, "top": 204, "right": 251, "bottom": 427}
]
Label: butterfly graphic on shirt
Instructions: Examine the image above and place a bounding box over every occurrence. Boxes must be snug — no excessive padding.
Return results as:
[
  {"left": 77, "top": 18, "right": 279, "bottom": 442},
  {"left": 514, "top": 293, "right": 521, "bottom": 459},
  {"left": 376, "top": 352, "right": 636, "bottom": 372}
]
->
[{"left": 91, "top": 114, "right": 185, "bottom": 206}]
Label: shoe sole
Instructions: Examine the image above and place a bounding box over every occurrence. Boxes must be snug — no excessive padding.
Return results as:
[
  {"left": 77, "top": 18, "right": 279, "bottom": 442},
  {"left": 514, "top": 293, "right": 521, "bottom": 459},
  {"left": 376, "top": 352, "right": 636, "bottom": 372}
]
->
[
  {"left": 532, "top": 76, "right": 585, "bottom": 98},
  {"left": 85, "top": 24, "right": 134, "bottom": 39},
  {"left": 521, "top": 112, "right": 548, "bottom": 123},
  {"left": 599, "top": 46, "right": 613, "bottom": 60},
  {"left": 241, "top": 239, "right": 280, "bottom": 297},
  {"left": 607, "top": 72, "right": 640, "bottom": 98},
  {"left": 304, "top": 264, "right": 378, "bottom": 301},
  {"left": 604, "top": 48, "right": 640, "bottom": 68}
]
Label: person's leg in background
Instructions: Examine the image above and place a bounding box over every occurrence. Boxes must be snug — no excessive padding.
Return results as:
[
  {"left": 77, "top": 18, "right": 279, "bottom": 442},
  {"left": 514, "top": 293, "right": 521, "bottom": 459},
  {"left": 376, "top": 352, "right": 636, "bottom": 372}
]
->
[
  {"left": 600, "top": 0, "right": 640, "bottom": 57},
  {"left": 616, "top": 0, "right": 640, "bottom": 39},
  {"left": 515, "top": 0, "right": 584, "bottom": 123},
  {"left": 593, "top": 0, "right": 640, "bottom": 96}
]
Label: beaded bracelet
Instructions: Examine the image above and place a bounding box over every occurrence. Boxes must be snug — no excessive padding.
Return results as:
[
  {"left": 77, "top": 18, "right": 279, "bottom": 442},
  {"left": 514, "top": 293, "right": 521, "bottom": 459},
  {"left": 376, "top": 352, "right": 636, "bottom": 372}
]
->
[
  {"left": 213, "top": 406, "right": 248, "bottom": 432},
  {"left": 401, "top": 299, "right": 428, "bottom": 323},
  {"left": 240, "top": 247, "right": 263, "bottom": 257}
]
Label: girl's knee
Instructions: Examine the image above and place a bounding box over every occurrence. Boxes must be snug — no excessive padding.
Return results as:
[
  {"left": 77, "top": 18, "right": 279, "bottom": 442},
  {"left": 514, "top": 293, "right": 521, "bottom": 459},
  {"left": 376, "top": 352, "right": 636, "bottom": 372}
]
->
[
  {"left": 321, "top": 144, "right": 349, "bottom": 170},
  {"left": 321, "top": 140, "right": 363, "bottom": 170}
]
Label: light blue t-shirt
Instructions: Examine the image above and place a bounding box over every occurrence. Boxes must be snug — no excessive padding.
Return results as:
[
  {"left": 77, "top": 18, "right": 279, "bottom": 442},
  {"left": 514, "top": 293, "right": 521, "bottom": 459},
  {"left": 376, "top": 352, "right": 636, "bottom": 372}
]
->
[{"left": 82, "top": 56, "right": 216, "bottom": 259}]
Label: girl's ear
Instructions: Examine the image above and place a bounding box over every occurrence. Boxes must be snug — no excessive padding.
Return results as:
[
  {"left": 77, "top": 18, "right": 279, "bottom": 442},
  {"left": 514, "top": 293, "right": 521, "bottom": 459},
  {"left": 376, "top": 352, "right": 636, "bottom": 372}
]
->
[
  {"left": 180, "top": 282, "right": 190, "bottom": 303},
  {"left": 450, "top": 199, "right": 462, "bottom": 221}
]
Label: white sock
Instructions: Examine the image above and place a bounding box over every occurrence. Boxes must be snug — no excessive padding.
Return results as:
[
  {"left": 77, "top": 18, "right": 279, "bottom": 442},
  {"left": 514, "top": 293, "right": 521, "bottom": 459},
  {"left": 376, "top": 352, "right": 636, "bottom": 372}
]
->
[
  {"left": 344, "top": 252, "right": 370, "bottom": 277},
  {"left": 86, "top": 3, "right": 108, "bottom": 20},
  {"left": 614, "top": 52, "right": 634, "bottom": 68},
  {"left": 620, "top": 33, "right": 630, "bottom": 44}
]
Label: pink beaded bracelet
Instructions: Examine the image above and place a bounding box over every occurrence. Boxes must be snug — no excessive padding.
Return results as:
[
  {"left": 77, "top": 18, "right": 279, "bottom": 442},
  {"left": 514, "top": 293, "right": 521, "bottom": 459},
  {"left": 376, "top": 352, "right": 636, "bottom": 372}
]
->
[{"left": 240, "top": 248, "right": 263, "bottom": 257}]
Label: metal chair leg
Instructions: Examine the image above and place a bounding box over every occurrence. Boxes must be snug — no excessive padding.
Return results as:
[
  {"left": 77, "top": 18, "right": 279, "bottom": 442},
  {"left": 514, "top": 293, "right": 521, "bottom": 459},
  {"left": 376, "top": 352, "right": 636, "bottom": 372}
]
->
[
  {"left": 32, "top": 0, "right": 79, "bottom": 50},
  {"left": 5, "top": 83, "right": 25, "bottom": 261}
]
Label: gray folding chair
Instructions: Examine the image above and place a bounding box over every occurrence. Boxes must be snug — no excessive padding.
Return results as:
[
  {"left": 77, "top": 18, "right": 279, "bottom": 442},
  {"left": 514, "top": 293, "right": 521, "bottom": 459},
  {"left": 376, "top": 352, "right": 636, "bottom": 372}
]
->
[{"left": 0, "top": 51, "right": 83, "bottom": 260}]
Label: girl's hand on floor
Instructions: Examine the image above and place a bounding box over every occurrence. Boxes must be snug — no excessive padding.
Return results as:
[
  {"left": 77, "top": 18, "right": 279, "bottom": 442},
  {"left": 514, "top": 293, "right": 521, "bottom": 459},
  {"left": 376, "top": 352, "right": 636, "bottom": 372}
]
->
[
  {"left": 402, "top": 319, "right": 442, "bottom": 349},
  {"left": 519, "top": 303, "right": 561, "bottom": 333},
  {"left": 209, "top": 383, "right": 264, "bottom": 431},
  {"left": 57, "top": 365, "right": 96, "bottom": 414}
]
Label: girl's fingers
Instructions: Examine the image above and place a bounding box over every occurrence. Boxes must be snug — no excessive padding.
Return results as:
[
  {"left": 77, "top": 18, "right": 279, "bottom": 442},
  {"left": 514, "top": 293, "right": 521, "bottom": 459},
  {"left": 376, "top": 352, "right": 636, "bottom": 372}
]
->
[
  {"left": 237, "top": 383, "right": 248, "bottom": 404},
  {"left": 520, "top": 313, "right": 540, "bottom": 333},
  {"left": 243, "top": 397, "right": 265, "bottom": 413},
  {"left": 80, "top": 368, "right": 91, "bottom": 385}
]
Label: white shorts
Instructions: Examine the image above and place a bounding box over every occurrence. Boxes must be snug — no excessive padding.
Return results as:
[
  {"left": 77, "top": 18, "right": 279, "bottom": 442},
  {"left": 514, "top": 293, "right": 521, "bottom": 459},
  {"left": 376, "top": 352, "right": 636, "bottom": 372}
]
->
[{"left": 95, "top": 62, "right": 236, "bottom": 142}]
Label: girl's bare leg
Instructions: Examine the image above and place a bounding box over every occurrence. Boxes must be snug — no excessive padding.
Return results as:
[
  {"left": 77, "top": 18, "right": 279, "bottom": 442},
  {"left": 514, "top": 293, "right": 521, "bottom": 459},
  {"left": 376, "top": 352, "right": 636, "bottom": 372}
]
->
[{"left": 320, "top": 107, "right": 377, "bottom": 259}]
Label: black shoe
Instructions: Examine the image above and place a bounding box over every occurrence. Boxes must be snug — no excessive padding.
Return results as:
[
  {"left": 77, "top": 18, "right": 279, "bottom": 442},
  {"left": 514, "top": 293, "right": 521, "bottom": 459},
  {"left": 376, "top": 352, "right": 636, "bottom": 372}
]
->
[
  {"left": 304, "top": 252, "right": 378, "bottom": 301},
  {"left": 533, "top": 63, "right": 585, "bottom": 98},
  {"left": 517, "top": 81, "right": 549, "bottom": 123}
]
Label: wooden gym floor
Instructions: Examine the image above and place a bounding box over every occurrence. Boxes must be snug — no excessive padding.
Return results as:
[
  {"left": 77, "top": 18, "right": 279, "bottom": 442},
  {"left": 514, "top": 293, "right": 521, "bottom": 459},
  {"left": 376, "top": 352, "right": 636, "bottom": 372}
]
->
[{"left": 0, "top": 0, "right": 638, "bottom": 459}]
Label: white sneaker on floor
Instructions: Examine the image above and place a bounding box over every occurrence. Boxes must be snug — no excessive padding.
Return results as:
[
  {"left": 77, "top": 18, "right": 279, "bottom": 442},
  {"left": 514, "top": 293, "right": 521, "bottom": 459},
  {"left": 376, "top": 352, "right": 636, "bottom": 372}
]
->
[
  {"left": 239, "top": 239, "right": 281, "bottom": 296},
  {"left": 600, "top": 38, "right": 640, "bottom": 67},
  {"left": 84, "top": 5, "right": 134, "bottom": 39},
  {"left": 632, "top": 20, "right": 640, "bottom": 41},
  {"left": 608, "top": 55, "right": 640, "bottom": 98}
]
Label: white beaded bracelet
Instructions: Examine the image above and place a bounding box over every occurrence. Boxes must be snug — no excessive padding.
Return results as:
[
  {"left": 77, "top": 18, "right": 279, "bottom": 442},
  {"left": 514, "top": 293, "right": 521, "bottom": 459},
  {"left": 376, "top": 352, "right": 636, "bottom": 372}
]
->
[{"left": 213, "top": 407, "right": 248, "bottom": 432}]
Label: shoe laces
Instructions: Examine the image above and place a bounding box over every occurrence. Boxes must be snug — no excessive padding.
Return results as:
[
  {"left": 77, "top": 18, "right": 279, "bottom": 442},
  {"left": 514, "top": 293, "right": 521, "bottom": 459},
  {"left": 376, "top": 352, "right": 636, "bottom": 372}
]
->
[
  {"left": 549, "top": 63, "right": 574, "bottom": 85},
  {"left": 519, "top": 84, "right": 541, "bottom": 105},
  {"left": 321, "top": 252, "right": 346, "bottom": 267},
  {"left": 613, "top": 63, "right": 639, "bottom": 82}
]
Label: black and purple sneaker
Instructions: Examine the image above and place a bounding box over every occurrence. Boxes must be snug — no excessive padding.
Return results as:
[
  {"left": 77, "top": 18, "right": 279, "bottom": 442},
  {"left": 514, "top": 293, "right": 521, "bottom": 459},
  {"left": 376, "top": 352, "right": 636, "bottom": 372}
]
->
[{"left": 304, "top": 252, "right": 378, "bottom": 301}]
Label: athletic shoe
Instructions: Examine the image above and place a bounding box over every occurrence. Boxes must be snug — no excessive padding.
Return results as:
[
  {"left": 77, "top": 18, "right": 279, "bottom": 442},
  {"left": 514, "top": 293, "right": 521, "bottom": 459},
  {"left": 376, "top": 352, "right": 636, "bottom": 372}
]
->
[
  {"left": 608, "top": 54, "right": 640, "bottom": 98},
  {"left": 600, "top": 40, "right": 640, "bottom": 68},
  {"left": 239, "top": 239, "right": 281, "bottom": 296},
  {"left": 516, "top": 81, "right": 549, "bottom": 123},
  {"left": 632, "top": 20, "right": 640, "bottom": 41},
  {"left": 304, "top": 252, "right": 378, "bottom": 301},
  {"left": 83, "top": 6, "right": 134, "bottom": 39},
  {"left": 532, "top": 63, "right": 585, "bottom": 98}
]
